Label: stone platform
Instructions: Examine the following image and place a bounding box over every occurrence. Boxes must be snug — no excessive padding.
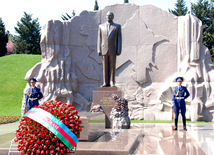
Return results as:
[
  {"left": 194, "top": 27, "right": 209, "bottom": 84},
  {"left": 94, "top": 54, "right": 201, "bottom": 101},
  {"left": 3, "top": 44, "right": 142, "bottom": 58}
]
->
[
  {"left": 1, "top": 122, "right": 213, "bottom": 155},
  {"left": 0, "top": 124, "right": 142, "bottom": 155}
]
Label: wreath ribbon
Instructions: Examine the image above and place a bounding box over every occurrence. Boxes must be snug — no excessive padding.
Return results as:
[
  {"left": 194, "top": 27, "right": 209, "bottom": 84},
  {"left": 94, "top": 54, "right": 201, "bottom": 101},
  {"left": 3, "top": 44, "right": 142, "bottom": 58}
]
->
[{"left": 23, "top": 108, "right": 79, "bottom": 150}]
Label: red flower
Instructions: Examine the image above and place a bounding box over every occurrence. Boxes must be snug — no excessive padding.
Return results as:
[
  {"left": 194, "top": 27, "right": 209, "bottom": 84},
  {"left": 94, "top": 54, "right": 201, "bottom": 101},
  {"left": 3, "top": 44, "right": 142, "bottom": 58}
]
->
[
  {"left": 65, "top": 121, "right": 69, "bottom": 125},
  {"left": 45, "top": 140, "right": 49, "bottom": 145},
  {"left": 49, "top": 145, "right": 54, "bottom": 150},
  {"left": 60, "top": 143, "right": 64, "bottom": 148},
  {"left": 51, "top": 138, "right": 56, "bottom": 142},
  {"left": 40, "top": 139, "right": 44, "bottom": 144},
  {"left": 50, "top": 150, "right": 55, "bottom": 154},
  {"left": 45, "top": 135, "right": 49, "bottom": 139},
  {"left": 38, "top": 145, "right": 43, "bottom": 149},
  {"left": 33, "top": 144, "right": 38, "bottom": 149},
  {"left": 50, "top": 132, "right": 54, "bottom": 137},
  {"left": 36, "top": 149, "right": 40, "bottom": 154},
  {"left": 60, "top": 150, "right": 64, "bottom": 154},
  {"left": 41, "top": 150, "right": 45, "bottom": 155}
]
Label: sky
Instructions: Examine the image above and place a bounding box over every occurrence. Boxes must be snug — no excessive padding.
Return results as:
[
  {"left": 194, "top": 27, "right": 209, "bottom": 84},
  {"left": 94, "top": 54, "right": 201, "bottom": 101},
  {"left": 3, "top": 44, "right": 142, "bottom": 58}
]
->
[{"left": 0, "top": 0, "right": 198, "bottom": 35}]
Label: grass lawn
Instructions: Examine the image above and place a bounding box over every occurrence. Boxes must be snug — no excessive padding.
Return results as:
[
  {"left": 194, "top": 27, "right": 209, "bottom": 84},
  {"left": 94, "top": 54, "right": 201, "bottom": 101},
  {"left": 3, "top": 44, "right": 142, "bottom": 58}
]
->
[{"left": 0, "top": 54, "right": 41, "bottom": 116}]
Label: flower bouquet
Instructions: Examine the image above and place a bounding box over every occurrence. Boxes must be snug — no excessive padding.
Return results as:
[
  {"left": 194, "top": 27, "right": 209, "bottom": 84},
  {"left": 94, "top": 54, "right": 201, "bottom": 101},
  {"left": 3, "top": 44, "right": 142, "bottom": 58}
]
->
[{"left": 15, "top": 100, "right": 83, "bottom": 155}]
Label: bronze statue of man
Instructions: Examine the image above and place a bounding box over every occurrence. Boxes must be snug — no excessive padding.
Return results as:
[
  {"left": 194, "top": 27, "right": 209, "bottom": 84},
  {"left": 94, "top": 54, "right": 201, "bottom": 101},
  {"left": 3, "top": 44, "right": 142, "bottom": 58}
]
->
[{"left": 97, "top": 11, "right": 122, "bottom": 87}]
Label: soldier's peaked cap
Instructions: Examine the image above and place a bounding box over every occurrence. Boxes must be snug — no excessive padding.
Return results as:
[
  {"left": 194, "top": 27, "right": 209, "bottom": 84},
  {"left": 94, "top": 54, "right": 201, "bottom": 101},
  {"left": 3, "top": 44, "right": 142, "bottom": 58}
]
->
[
  {"left": 176, "top": 77, "right": 183, "bottom": 82},
  {"left": 30, "top": 78, "right": 37, "bottom": 83}
]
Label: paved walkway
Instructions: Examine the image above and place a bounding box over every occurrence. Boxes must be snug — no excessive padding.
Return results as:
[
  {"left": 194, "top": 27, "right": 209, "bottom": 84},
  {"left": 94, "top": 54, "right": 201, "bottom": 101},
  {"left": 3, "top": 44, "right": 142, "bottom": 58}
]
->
[
  {"left": 132, "top": 123, "right": 213, "bottom": 155},
  {"left": 0, "top": 122, "right": 213, "bottom": 154}
]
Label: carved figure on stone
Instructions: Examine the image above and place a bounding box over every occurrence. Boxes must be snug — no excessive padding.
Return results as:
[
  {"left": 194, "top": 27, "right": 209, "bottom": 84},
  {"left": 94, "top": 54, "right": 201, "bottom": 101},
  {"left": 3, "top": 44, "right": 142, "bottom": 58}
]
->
[
  {"left": 110, "top": 94, "right": 130, "bottom": 129},
  {"left": 97, "top": 11, "right": 122, "bottom": 87}
]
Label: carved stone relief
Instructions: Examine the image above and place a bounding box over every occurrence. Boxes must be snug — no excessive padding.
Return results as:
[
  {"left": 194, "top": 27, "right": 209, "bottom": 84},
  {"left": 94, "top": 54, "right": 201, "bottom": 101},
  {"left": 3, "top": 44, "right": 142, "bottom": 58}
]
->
[{"left": 22, "top": 4, "right": 214, "bottom": 122}]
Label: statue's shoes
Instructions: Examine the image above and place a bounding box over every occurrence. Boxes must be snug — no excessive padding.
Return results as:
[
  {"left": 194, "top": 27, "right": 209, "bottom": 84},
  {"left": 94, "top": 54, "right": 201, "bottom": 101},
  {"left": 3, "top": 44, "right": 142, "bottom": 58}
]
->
[
  {"left": 110, "top": 82, "right": 116, "bottom": 87},
  {"left": 101, "top": 83, "right": 108, "bottom": 87}
]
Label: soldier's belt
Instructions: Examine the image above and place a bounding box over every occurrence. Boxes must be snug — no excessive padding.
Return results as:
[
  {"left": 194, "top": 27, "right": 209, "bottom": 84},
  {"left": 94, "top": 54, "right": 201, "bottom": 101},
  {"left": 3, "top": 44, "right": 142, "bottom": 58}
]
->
[
  {"left": 175, "top": 97, "right": 184, "bottom": 100},
  {"left": 29, "top": 98, "right": 38, "bottom": 101}
]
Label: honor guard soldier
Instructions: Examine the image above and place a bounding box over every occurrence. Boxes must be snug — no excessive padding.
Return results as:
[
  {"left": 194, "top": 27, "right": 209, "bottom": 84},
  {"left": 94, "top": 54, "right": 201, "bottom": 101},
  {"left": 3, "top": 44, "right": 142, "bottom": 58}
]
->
[
  {"left": 25, "top": 78, "right": 43, "bottom": 111},
  {"left": 172, "top": 77, "right": 190, "bottom": 131}
]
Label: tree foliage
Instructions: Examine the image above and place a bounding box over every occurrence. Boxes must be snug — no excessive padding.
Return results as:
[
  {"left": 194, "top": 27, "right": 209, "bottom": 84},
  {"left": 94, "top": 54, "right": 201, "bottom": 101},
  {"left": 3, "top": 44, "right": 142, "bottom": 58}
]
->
[
  {"left": 124, "top": 0, "right": 129, "bottom": 3},
  {"left": 72, "top": 10, "right": 76, "bottom": 16},
  {"left": 94, "top": 0, "right": 99, "bottom": 10},
  {"left": 61, "top": 10, "right": 75, "bottom": 21},
  {"left": 169, "top": 0, "right": 188, "bottom": 16},
  {"left": 13, "top": 12, "right": 41, "bottom": 54},
  {"left": 191, "top": 0, "right": 214, "bottom": 62},
  {"left": 0, "top": 18, "right": 8, "bottom": 57}
]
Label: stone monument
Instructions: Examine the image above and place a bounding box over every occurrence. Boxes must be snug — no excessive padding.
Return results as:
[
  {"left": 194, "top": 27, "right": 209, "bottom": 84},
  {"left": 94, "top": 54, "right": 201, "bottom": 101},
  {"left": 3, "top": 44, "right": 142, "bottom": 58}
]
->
[
  {"left": 22, "top": 3, "right": 214, "bottom": 122},
  {"left": 93, "top": 11, "right": 123, "bottom": 128}
]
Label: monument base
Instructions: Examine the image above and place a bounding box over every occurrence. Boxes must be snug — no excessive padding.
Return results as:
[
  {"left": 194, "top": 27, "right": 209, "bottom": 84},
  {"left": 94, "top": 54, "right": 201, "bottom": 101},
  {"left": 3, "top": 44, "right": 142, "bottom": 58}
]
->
[{"left": 93, "top": 87, "right": 122, "bottom": 128}]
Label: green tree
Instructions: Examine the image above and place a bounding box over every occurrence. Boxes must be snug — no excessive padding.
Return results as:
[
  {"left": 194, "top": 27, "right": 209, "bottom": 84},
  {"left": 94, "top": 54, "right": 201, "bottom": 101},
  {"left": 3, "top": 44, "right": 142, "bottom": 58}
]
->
[
  {"left": 13, "top": 12, "right": 41, "bottom": 54},
  {"left": 191, "top": 0, "right": 214, "bottom": 62},
  {"left": 0, "top": 18, "right": 8, "bottom": 57},
  {"left": 169, "top": 0, "right": 188, "bottom": 16},
  {"left": 94, "top": 0, "right": 99, "bottom": 10},
  {"left": 72, "top": 9, "right": 76, "bottom": 16},
  {"left": 61, "top": 10, "right": 75, "bottom": 21},
  {"left": 124, "top": 0, "right": 129, "bottom": 3}
]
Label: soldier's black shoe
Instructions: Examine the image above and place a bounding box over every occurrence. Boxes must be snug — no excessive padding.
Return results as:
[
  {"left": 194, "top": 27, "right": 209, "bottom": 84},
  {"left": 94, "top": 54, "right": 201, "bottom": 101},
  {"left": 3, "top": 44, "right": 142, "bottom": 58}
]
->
[
  {"left": 173, "top": 119, "right": 178, "bottom": 131},
  {"left": 183, "top": 118, "right": 187, "bottom": 131},
  {"left": 173, "top": 126, "right": 177, "bottom": 130}
]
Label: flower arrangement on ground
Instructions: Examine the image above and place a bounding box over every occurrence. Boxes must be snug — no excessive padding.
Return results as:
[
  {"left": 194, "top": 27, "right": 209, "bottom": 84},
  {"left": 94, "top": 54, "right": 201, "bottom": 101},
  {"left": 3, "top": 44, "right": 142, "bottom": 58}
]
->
[
  {"left": 110, "top": 94, "right": 130, "bottom": 129},
  {"left": 15, "top": 100, "right": 83, "bottom": 155}
]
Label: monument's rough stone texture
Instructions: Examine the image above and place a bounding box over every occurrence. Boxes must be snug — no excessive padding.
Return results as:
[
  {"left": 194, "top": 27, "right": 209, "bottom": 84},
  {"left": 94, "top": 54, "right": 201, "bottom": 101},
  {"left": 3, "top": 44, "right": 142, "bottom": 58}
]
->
[{"left": 22, "top": 3, "right": 214, "bottom": 122}]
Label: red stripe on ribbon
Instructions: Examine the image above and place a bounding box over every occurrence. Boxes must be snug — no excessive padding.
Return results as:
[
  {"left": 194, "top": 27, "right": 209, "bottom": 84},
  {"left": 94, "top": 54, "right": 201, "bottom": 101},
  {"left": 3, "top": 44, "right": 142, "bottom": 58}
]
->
[{"left": 44, "top": 117, "right": 77, "bottom": 147}]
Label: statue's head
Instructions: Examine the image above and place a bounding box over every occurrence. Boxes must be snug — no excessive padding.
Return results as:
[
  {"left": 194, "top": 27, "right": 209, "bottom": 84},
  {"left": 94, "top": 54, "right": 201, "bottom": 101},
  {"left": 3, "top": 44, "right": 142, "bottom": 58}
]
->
[{"left": 106, "top": 11, "right": 114, "bottom": 22}]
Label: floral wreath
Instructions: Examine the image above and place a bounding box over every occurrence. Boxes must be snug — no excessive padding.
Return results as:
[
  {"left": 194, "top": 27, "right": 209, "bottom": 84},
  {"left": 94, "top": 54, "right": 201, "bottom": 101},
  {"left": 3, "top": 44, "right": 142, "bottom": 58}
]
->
[{"left": 15, "top": 100, "right": 83, "bottom": 155}]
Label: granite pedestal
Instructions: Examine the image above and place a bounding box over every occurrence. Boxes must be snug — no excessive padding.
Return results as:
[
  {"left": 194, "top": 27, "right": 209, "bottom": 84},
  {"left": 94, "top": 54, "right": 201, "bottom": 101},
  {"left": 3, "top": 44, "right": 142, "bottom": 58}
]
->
[{"left": 93, "top": 87, "right": 122, "bottom": 128}]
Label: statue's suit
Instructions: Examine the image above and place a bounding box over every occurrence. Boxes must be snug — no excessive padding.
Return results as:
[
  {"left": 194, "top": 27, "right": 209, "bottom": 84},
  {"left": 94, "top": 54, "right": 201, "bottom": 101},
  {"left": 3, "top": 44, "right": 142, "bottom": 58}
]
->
[{"left": 97, "top": 21, "right": 122, "bottom": 86}]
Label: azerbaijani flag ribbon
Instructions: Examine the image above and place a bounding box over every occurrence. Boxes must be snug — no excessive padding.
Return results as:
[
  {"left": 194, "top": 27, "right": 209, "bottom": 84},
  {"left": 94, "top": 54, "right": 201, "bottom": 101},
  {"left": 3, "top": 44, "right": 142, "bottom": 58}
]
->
[{"left": 23, "top": 108, "right": 79, "bottom": 150}]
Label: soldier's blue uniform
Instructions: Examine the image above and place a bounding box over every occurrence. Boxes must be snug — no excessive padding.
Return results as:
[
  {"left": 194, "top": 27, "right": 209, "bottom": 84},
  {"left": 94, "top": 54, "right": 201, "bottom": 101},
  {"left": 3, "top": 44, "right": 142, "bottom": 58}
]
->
[
  {"left": 25, "top": 78, "right": 43, "bottom": 110},
  {"left": 172, "top": 77, "right": 190, "bottom": 131},
  {"left": 172, "top": 85, "right": 190, "bottom": 118}
]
